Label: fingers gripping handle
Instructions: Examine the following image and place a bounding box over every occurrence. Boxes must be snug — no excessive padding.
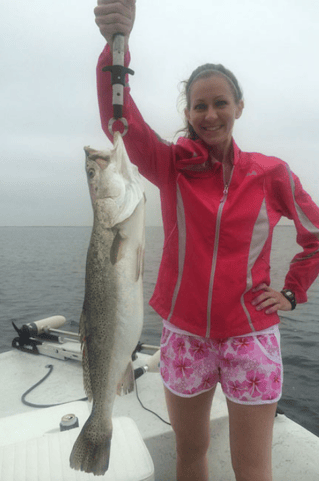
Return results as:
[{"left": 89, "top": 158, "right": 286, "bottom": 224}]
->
[{"left": 102, "top": 34, "right": 134, "bottom": 135}]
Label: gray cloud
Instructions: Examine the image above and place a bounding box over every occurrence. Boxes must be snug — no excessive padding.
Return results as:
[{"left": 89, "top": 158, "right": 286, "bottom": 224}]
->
[{"left": 1, "top": 0, "right": 319, "bottom": 226}]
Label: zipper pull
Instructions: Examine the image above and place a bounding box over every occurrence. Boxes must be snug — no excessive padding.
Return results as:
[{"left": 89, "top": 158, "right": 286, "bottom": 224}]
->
[{"left": 220, "top": 185, "right": 228, "bottom": 203}]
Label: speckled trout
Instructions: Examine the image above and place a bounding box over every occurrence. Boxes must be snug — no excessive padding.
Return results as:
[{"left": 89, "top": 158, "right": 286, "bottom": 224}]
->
[{"left": 70, "top": 131, "right": 145, "bottom": 475}]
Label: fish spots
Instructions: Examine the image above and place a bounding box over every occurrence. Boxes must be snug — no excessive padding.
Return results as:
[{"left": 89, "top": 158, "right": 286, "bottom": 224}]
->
[{"left": 71, "top": 136, "right": 145, "bottom": 476}]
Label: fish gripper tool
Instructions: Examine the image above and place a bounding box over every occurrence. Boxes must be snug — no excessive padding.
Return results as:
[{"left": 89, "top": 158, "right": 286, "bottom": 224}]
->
[{"left": 102, "top": 34, "right": 134, "bottom": 136}]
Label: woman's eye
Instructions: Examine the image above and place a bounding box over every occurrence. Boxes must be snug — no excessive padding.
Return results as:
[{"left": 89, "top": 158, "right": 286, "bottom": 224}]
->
[
  {"left": 194, "top": 103, "right": 206, "bottom": 110},
  {"left": 216, "top": 100, "right": 227, "bottom": 107}
]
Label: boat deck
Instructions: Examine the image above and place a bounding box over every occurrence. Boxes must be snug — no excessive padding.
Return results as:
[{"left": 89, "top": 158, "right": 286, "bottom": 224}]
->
[{"left": 1, "top": 349, "right": 318, "bottom": 480}]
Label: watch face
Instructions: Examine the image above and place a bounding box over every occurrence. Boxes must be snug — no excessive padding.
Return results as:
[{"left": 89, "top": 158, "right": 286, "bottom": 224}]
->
[{"left": 282, "top": 289, "right": 296, "bottom": 309}]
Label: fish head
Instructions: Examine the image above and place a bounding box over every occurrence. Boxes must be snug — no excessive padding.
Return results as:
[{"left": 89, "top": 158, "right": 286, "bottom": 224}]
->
[
  {"left": 84, "top": 133, "right": 144, "bottom": 227},
  {"left": 84, "top": 146, "right": 127, "bottom": 226}
]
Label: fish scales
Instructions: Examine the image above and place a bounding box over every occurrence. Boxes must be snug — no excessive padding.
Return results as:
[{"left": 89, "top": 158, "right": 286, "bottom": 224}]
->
[
  {"left": 70, "top": 132, "right": 145, "bottom": 476},
  {"left": 81, "top": 226, "right": 118, "bottom": 402}
]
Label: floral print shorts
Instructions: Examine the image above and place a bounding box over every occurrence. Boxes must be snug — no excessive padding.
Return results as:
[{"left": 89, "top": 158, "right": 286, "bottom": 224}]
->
[{"left": 160, "top": 325, "right": 283, "bottom": 405}]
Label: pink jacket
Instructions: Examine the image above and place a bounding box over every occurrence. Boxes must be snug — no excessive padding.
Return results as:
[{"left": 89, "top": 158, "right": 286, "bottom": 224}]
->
[{"left": 97, "top": 45, "right": 319, "bottom": 339}]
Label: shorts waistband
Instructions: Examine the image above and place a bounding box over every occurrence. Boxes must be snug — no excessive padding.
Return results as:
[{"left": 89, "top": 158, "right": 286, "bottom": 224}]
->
[{"left": 162, "top": 319, "right": 279, "bottom": 340}]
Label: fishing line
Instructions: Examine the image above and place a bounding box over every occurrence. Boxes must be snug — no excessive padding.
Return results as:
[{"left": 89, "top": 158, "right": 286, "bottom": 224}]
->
[{"left": 135, "top": 379, "right": 171, "bottom": 426}]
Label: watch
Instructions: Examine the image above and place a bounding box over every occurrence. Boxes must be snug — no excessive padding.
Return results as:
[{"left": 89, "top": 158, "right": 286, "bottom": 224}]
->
[{"left": 281, "top": 289, "right": 296, "bottom": 310}]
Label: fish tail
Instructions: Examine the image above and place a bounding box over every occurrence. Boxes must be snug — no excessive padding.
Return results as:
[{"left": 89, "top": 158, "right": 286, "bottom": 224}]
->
[{"left": 69, "top": 414, "right": 112, "bottom": 476}]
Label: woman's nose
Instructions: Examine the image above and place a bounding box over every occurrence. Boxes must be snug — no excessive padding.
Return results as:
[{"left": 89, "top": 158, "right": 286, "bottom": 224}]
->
[{"left": 205, "top": 105, "right": 218, "bottom": 120}]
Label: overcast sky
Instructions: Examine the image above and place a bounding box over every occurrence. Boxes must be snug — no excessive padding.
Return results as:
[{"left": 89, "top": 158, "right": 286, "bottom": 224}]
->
[{"left": 2, "top": 0, "right": 319, "bottom": 226}]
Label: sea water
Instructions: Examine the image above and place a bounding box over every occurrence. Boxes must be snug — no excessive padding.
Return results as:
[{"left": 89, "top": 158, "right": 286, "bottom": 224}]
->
[{"left": 0, "top": 226, "right": 318, "bottom": 436}]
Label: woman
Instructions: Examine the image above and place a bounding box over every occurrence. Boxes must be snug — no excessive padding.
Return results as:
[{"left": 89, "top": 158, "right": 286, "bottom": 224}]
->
[{"left": 94, "top": 2, "right": 319, "bottom": 480}]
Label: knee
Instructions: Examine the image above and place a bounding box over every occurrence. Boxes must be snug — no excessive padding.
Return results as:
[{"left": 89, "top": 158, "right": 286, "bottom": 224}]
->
[{"left": 175, "top": 434, "right": 210, "bottom": 465}]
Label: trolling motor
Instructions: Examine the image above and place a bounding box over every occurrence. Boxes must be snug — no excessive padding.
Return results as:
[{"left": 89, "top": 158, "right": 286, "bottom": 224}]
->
[
  {"left": 102, "top": 34, "right": 134, "bottom": 136},
  {"left": 12, "top": 316, "right": 67, "bottom": 354}
]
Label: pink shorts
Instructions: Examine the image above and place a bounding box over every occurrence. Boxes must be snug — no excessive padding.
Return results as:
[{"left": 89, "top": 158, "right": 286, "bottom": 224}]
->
[{"left": 160, "top": 326, "right": 283, "bottom": 405}]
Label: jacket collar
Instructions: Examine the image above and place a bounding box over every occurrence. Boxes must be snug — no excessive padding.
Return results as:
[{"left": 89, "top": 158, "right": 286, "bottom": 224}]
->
[
  {"left": 176, "top": 136, "right": 241, "bottom": 171},
  {"left": 232, "top": 139, "right": 241, "bottom": 166}
]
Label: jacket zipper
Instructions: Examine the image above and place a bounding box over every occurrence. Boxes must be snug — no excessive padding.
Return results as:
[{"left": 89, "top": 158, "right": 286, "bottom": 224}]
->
[{"left": 206, "top": 169, "right": 233, "bottom": 338}]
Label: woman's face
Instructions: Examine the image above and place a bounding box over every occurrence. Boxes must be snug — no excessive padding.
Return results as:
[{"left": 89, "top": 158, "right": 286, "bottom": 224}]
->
[{"left": 185, "top": 74, "right": 244, "bottom": 150}]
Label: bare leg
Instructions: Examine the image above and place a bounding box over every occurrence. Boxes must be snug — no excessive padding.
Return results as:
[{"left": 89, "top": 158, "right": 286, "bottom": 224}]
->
[
  {"left": 164, "top": 385, "right": 216, "bottom": 481},
  {"left": 227, "top": 399, "right": 277, "bottom": 481}
]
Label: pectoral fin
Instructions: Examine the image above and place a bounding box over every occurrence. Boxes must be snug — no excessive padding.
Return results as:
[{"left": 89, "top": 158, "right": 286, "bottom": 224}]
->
[
  {"left": 135, "top": 244, "right": 144, "bottom": 282},
  {"left": 110, "top": 230, "right": 125, "bottom": 265}
]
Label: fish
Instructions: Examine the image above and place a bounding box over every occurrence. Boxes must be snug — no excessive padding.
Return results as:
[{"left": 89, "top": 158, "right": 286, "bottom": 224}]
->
[{"left": 69, "top": 131, "right": 145, "bottom": 476}]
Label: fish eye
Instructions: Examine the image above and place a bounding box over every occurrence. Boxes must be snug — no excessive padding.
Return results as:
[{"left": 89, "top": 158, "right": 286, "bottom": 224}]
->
[{"left": 87, "top": 169, "right": 95, "bottom": 179}]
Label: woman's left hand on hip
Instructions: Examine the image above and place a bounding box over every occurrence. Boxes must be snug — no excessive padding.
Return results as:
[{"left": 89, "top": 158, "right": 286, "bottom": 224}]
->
[{"left": 251, "top": 283, "right": 292, "bottom": 314}]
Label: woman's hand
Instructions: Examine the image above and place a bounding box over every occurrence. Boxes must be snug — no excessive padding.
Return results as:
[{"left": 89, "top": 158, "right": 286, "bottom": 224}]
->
[
  {"left": 252, "top": 283, "right": 292, "bottom": 314},
  {"left": 94, "top": 0, "right": 136, "bottom": 51}
]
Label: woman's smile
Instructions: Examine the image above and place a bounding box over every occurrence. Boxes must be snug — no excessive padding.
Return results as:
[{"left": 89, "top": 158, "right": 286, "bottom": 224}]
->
[{"left": 202, "top": 125, "right": 223, "bottom": 131}]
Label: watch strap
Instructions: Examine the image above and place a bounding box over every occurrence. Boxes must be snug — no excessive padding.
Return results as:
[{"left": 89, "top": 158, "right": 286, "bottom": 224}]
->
[{"left": 281, "top": 289, "right": 296, "bottom": 310}]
